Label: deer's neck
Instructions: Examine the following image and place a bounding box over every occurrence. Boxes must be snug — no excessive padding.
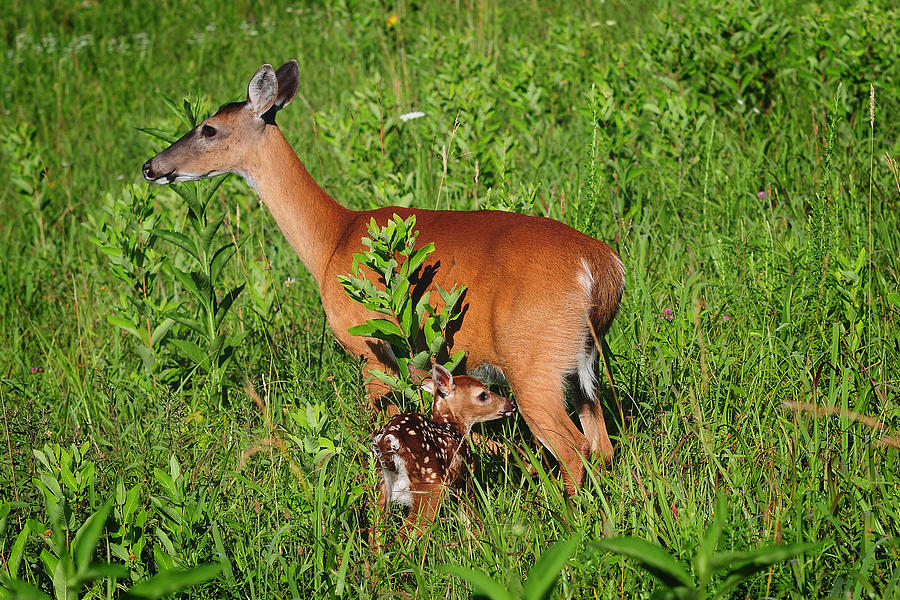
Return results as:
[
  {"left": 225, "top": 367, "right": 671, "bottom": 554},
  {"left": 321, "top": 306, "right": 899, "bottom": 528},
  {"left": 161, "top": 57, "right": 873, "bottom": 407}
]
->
[
  {"left": 432, "top": 402, "right": 469, "bottom": 437},
  {"left": 242, "top": 126, "right": 350, "bottom": 286}
]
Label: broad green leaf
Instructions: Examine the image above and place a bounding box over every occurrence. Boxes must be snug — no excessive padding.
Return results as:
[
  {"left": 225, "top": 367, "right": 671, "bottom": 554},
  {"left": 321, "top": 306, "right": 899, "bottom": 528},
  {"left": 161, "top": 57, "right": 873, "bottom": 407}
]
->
[
  {"left": 59, "top": 459, "right": 77, "bottom": 493},
  {"left": 153, "top": 529, "right": 178, "bottom": 560},
  {"left": 592, "top": 537, "right": 694, "bottom": 588},
  {"left": 888, "top": 292, "right": 900, "bottom": 309},
  {"left": 52, "top": 553, "right": 72, "bottom": 600},
  {"left": 169, "top": 339, "right": 208, "bottom": 370},
  {"left": 168, "top": 265, "right": 203, "bottom": 304},
  {"left": 73, "top": 500, "right": 113, "bottom": 573},
  {"left": 444, "top": 350, "right": 467, "bottom": 373},
  {"left": 123, "top": 564, "right": 222, "bottom": 599},
  {"left": 202, "top": 173, "right": 229, "bottom": 203},
  {"left": 150, "top": 318, "right": 175, "bottom": 348},
  {"left": 712, "top": 542, "right": 819, "bottom": 599},
  {"left": 709, "top": 542, "right": 819, "bottom": 573},
  {"left": 152, "top": 228, "right": 200, "bottom": 262},
  {"left": 7, "top": 527, "right": 30, "bottom": 580},
  {"left": 115, "top": 479, "right": 126, "bottom": 506},
  {"left": 124, "top": 485, "right": 141, "bottom": 523},
  {"left": 214, "top": 284, "right": 245, "bottom": 329},
  {"left": 153, "top": 544, "right": 176, "bottom": 572},
  {"left": 169, "top": 454, "right": 181, "bottom": 483},
  {"left": 523, "top": 533, "right": 582, "bottom": 600},
  {"left": 209, "top": 243, "right": 239, "bottom": 284},
  {"left": 153, "top": 469, "right": 176, "bottom": 496},
  {"left": 390, "top": 275, "right": 411, "bottom": 315},
  {"left": 440, "top": 565, "right": 515, "bottom": 600},
  {"left": 108, "top": 315, "right": 141, "bottom": 339},
  {"left": 406, "top": 242, "right": 435, "bottom": 275},
  {"left": 74, "top": 563, "right": 130, "bottom": 586},
  {"left": 0, "top": 579, "right": 51, "bottom": 600},
  {"left": 168, "top": 313, "right": 206, "bottom": 338},
  {"left": 199, "top": 212, "right": 226, "bottom": 256},
  {"left": 347, "top": 319, "right": 407, "bottom": 349}
]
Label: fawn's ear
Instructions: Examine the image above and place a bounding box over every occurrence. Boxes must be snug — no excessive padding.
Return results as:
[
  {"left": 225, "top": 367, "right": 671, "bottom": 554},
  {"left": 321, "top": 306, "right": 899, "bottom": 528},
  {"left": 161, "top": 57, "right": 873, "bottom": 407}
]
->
[
  {"left": 430, "top": 364, "right": 454, "bottom": 397},
  {"left": 420, "top": 364, "right": 454, "bottom": 397}
]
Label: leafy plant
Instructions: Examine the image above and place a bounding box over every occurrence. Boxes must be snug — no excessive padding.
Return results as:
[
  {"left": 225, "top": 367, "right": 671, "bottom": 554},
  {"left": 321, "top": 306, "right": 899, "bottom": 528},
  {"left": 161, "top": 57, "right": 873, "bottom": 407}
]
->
[
  {"left": 153, "top": 175, "right": 246, "bottom": 387},
  {"left": 87, "top": 184, "right": 174, "bottom": 374},
  {"left": 441, "top": 533, "right": 582, "bottom": 600},
  {"left": 89, "top": 96, "right": 247, "bottom": 390},
  {"left": 1, "top": 123, "right": 49, "bottom": 253},
  {"left": 593, "top": 496, "right": 819, "bottom": 599},
  {"left": 338, "top": 214, "right": 466, "bottom": 406},
  {"left": 0, "top": 447, "right": 222, "bottom": 600}
]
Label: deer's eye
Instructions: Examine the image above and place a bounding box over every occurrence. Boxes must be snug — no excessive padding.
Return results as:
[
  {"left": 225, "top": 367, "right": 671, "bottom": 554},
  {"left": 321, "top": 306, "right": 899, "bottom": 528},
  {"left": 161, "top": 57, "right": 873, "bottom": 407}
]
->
[
  {"left": 201, "top": 125, "right": 217, "bottom": 138},
  {"left": 477, "top": 391, "right": 488, "bottom": 402}
]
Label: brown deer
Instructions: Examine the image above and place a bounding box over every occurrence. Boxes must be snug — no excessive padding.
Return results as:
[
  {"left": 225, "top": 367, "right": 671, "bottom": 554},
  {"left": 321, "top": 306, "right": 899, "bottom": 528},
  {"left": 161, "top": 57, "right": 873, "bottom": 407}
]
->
[
  {"left": 142, "top": 60, "right": 624, "bottom": 494},
  {"left": 372, "top": 364, "right": 516, "bottom": 534}
]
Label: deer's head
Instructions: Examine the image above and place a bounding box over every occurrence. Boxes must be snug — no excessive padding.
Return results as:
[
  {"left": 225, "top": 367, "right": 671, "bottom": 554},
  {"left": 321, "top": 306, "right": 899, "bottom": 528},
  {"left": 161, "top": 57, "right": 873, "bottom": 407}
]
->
[{"left": 142, "top": 61, "right": 299, "bottom": 185}]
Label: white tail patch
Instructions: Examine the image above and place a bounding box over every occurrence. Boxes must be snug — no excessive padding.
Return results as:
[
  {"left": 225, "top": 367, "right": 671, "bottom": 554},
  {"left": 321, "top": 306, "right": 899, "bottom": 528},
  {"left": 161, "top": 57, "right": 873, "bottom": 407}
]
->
[
  {"left": 577, "top": 258, "right": 595, "bottom": 296},
  {"left": 576, "top": 345, "right": 599, "bottom": 399},
  {"left": 575, "top": 257, "right": 599, "bottom": 398}
]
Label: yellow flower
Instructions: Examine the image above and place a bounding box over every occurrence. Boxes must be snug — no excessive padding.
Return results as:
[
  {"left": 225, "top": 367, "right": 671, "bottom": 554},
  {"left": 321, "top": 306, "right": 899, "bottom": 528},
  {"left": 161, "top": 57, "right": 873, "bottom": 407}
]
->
[{"left": 387, "top": 14, "right": 398, "bottom": 28}]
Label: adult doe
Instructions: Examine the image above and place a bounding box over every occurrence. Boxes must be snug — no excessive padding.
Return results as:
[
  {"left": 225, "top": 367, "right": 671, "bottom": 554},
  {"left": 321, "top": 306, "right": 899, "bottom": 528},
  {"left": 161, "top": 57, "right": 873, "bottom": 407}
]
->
[{"left": 142, "top": 60, "right": 625, "bottom": 493}]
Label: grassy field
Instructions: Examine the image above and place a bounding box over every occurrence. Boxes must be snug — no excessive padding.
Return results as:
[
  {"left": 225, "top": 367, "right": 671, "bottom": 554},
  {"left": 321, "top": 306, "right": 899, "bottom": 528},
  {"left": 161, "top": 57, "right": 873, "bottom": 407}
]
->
[{"left": 2, "top": 0, "right": 899, "bottom": 597}]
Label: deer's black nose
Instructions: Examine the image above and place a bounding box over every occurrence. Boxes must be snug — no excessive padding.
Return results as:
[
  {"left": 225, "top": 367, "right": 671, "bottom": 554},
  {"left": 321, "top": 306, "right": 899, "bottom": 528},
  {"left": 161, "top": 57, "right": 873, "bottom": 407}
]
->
[{"left": 142, "top": 160, "right": 155, "bottom": 180}]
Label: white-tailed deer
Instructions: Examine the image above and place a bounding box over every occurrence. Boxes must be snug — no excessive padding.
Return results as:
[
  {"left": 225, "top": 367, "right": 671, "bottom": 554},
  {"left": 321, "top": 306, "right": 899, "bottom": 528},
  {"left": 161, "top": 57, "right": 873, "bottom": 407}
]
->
[
  {"left": 372, "top": 364, "right": 516, "bottom": 534},
  {"left": 142, "top": 60, "right": 624, "bottom": 493}
]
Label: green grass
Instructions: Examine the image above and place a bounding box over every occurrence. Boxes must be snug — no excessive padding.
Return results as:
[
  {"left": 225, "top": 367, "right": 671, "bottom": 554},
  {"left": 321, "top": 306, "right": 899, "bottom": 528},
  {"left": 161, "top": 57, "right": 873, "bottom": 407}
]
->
[{"left": 2, "top": 0, "right": 899, "bottom": 598}]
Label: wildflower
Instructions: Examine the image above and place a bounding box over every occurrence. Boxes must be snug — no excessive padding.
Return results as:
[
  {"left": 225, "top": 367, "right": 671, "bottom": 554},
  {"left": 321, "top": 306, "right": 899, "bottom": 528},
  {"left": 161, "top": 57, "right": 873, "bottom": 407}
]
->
[
  {"left": 757, "top": 190, "right": 767, "bottom": 200},
  {"left": 723, "top": 314, "right": 730, "bottom": 322},
  {"left": 661, "top": 307, "right": 674, "bottom": 322},
  {"left": 30, "top": 366, "right": 39, "bottom": 374},
  {"left": 399, "top": 111, "right": 425, "bottom": 122},
  {"left": 284, "top": 277, "right": 295, "bottom": 287},
  {"left": 387, "top": 14, "right": 398, "bottom": 28},
  {"left": 736, "top": 98, "right": 745, "bottom": 107}
]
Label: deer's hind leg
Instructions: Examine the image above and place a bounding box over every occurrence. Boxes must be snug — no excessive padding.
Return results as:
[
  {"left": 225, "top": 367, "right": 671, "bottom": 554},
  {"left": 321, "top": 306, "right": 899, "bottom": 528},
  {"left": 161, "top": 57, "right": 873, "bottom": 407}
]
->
[{"left": 400, "top": 484, "right": 444, "bottom": 539}]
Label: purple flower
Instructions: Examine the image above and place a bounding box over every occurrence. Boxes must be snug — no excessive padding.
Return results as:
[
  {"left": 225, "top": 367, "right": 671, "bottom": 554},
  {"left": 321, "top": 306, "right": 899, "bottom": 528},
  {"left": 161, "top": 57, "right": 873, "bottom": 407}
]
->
[
  {"left": 662, "top": 307, "right": 674, "bottom": 322},
  {"left": 723, "top": 314, "right": 730, "bottom": 322},
  {"left": 30, "top": 366, "right": 39, "bottom": 374},
  {"left": 757, "top": 190, "right": 768, "bottom": 200}
]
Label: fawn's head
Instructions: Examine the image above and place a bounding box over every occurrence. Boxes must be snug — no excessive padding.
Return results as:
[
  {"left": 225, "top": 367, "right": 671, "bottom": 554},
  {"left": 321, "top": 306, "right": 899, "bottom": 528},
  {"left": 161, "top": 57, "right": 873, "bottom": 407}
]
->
[
  {"left": 421, "top": 364, "right": 516, "bottom": 434},
  {"left": 142, "top": 61, "right": 299, "bottom": 184}
]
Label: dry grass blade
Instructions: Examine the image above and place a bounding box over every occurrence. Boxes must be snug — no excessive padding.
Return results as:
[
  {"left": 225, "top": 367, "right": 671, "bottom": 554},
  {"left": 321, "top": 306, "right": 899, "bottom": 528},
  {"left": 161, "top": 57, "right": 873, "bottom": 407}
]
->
[{"left": 782, "top": 400, "right": 900, "bottom": 449}]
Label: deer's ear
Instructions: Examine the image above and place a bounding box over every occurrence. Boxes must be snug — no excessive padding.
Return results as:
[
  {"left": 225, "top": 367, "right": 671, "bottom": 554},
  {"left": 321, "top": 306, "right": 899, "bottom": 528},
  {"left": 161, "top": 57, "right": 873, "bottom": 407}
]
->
[
  {"left": 273, "top": 60, "right": 299, "bottom": 110},
  {"left": 431, "top": 364, "right": 454, "bottom": 397},
  {"left": 247, "top": 64, "right": 277, "bottom": 117}
]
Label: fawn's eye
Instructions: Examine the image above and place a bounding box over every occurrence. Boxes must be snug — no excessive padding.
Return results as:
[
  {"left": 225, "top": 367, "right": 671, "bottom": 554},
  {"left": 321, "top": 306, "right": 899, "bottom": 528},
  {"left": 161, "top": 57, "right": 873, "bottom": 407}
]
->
[
  {"left": 201, "top": 124, "right": 217, "bottom": 138},
  {"left": 477, "top": 391, "right": 488, "bottom": 402}
]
